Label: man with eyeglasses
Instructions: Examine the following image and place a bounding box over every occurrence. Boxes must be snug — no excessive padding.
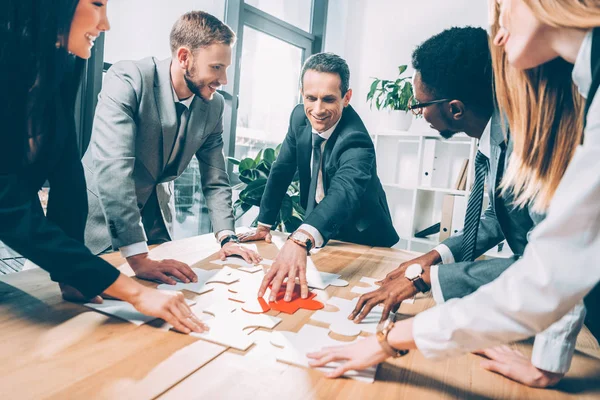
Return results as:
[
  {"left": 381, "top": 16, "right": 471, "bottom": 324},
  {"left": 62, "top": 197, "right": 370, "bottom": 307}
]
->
[{"left": 348, "top": 26, "right": 585, "bottom": 388}]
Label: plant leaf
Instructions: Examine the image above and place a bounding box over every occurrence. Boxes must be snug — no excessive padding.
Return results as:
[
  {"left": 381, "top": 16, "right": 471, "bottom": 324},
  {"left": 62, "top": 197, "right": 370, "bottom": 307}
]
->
[
  {"left": 238, "top": 157, "right": 255, "bottom": 172},
  {"left": 227, "top": 157, "right": 241, "bottom": 165},
  {"left": 398, "top": 65, "right": 407, "bottom": 75}
]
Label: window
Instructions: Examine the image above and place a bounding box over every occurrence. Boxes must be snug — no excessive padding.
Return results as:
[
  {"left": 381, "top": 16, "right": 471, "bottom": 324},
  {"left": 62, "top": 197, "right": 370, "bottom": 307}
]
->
[
  {"left": 245, "top": 0, "right": 313, "bottom": 32},
  {"left": 235, "top": 26, "right": 304, "bottom": 160}
]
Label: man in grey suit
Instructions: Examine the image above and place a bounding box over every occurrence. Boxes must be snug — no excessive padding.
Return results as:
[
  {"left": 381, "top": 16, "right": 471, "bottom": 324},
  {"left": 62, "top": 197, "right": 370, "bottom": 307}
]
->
[
  {"left": 350, "top": 27, "right": 585, "bottom": 388},
  {"left": 84, "top": 11, "right": 260, "bottom": 284}
]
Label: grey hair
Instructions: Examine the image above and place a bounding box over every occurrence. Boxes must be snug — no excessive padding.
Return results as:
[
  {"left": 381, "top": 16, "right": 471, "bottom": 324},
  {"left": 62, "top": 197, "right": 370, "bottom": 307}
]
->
[{"left": 300, "top": 52, "right": 350, "bottom": 96}]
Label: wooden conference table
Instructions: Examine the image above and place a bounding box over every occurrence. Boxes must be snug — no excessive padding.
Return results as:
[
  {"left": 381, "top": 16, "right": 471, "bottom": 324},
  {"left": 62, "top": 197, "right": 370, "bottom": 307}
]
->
[{"left": 1, "top": 232, "right": 599, "bottom": 400}]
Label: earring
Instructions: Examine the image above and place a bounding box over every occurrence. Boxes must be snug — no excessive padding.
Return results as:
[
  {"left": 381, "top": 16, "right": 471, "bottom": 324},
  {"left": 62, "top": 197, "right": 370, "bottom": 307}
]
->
[{"left": 55, "top": 40, "right": 61, "bottom": 49}]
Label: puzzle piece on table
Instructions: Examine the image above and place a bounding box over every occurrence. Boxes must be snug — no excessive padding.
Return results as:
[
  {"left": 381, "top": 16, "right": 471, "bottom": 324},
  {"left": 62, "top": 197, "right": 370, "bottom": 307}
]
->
[
  {"left": 305, "top": 270, "right": 348, "bottom": 290},
  {"left": 350, "top": 276, "right": 415, "bottom": 304},
  {"left": 310, "top": 297, "right": 382, "bottom": 337},
  {"left": 270, "top": 324, "right": 377, "bottom": 383},
  {"left": 210, "top": 257, "right": 273, "bottom": 269},
  {"left": 191, "top": 302, "right": 281, "bottom": 351},
  {"left": 238, "top": 265, "right": 264, "bottom": 273},
  {"left": 84, "top": 299, "right": 195, "bottom": 326},
  {"left": 268, "top": 284, "right": 324, "bottom": 314},
  {"left": 156, "top": 266, "right": 241, "bottom": 294}
]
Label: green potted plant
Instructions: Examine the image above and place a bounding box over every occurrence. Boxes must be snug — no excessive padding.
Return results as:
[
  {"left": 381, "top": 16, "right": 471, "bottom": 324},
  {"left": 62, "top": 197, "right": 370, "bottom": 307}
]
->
[
  {"left": 228, "top": 145, "right": 305, "bottom": 232},
  {"left": 366, "top": 65, "right": 414, "bottom": 131}
]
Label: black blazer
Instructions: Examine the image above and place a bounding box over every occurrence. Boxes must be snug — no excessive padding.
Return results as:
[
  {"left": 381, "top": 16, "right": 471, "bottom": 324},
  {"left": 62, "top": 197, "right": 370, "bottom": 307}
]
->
[
  {"left": 0, "top": 60, "right": 119, "bottom": 298},
  {"left": 258, "top": 104, "right": 399, "bottom": 247}
]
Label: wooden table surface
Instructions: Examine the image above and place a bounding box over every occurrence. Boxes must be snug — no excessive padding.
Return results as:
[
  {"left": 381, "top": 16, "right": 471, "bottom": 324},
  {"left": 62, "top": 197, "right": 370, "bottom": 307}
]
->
[{"left": 1, "top": 232, "right": 599, "bottom": 400}]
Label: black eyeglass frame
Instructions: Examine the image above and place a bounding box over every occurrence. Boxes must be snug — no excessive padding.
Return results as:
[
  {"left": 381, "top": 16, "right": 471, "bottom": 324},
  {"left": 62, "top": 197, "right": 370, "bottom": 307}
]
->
[{"left": 408, "top": 96, "right": 452, "bottom": 115}]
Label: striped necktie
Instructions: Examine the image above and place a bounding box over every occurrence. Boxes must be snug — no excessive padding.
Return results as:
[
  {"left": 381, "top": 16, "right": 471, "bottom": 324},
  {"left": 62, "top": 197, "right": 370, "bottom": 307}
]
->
[
  {"left": 460, "top": 150, "right": 489, "bottom": 262},
  {"left": 305, "top": 133, "right": 326, "bottom": 216}
]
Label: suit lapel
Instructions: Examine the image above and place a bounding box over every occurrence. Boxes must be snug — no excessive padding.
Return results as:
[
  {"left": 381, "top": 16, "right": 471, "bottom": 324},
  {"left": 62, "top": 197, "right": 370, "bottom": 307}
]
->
[
  {"left": 154, "top": 58, "right": 178, "bottom": 172},
  {"left": 298, "top": 123, "right": 312, "bottom": 207},
  {"left": 489, "top": 111, "right": 507, "bottom": 208}
]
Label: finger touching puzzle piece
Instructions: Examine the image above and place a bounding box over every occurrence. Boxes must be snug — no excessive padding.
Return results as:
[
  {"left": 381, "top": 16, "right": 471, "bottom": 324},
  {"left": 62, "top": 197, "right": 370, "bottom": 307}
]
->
[
  {"left": 210, "top": 257, "right": 273, "bottom": 269},
  {"left": 84, "top": 299, "right": 196, "bottom": 326},
  {"left": 191, "top": 302, "right": 282, "bottom": 351},
  {"left": 156, "top": 266, "right": 241, "bottom": 294},
  {"left": 351, "top": 276, "right": 415, "bottom": 304},
  {"left": 310, "top": 297, "right": 383, "bottom": 337},
  {"left": 270, "top": 324, "right": 377, "bottom": 383}
]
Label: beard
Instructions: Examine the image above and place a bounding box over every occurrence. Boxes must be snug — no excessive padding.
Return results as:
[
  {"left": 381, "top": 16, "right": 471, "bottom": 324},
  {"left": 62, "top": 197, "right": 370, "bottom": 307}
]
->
[
  {"left": 439, "top": 130, "right": 457, "bottom": 139},
  {"left": 184, "top": 68, "right": 206, "bottom": 99}
]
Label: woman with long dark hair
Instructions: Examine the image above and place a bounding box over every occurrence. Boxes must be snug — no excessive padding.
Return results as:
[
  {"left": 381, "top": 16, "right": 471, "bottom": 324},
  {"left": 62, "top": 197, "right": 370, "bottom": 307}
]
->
[{"left": 0, "top": 0, "right": 206, "bottom": 334}]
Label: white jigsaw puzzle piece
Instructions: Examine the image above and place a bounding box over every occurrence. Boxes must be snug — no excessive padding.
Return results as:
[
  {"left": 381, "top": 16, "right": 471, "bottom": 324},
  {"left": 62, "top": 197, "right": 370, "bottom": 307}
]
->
[
  {"left": 305, "top": 270, "right": 348, "bottom": 290},
  {"left": 310, "top": 296, "right": 382, "bottom": 337},
  {"left": 156, "top": 266, "right": 241, "bottom": 294},
  {"left": 210, "top": 257, "right": 273, "bottom": 269},
  {"left": 270, "top": 324, "right": 377, "bottom": 383},
  {"left": 351, "top": 276, "right": 414, "bottom": 304},
  {"left": 84, "top": 299, "right": 195, "bottom": 326},
  {"left": 191, "top": 302, "right": 281, "bottom": 351}
]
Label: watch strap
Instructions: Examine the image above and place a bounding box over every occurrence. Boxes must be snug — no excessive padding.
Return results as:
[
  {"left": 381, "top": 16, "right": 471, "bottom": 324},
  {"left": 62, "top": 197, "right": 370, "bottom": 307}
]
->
[
  {"left": 412, "top": 277, "right": 430, "bottom": 293},
  {"left": 220, "top": 234, "right": 240, "bottom": 248}
]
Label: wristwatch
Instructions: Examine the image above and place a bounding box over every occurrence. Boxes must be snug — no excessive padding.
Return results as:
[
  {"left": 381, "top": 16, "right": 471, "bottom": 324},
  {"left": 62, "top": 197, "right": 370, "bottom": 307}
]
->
[
  {"left": 288, "top": 230, "right": 313, "bottom": 254},
  {"left": 220, "top": 234, "right": 240, "bottom": 247},
  {"left": 404, "top": 263, "right": 430, "bottom": 293},
  {"left": 376, "top": 319, "right": 409, "bottom": 358}
]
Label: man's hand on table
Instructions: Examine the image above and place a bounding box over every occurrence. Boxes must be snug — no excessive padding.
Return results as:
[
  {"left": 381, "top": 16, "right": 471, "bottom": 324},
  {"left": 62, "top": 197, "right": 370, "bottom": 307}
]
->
[
  {"left": 127, "top": 253, "right": 198, "bottom": 285},
  {"left": 475, "top": 346, "right": 564, "bottom": 388},
  {"left": 238, "top": 224, "right": 272, "bottom": 243},
  {"left": 258, "top": 239, "right": 309, "bottom": 302},
  {"left": 349, "top": 264, "right": 431, "bottom": 323},
  {"left": 219, "top": 241, "right": 263, "bottom": 264},
  {"left": 375, "top": 250, "right": 441, "bottom": 286}
]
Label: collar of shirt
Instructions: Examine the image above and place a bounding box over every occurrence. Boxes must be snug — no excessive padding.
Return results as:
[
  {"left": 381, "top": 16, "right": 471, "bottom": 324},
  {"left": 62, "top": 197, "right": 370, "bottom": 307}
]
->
[
  {"left": 311, "top": 117, "right": 341, "bottom": 140},
  {"left": 171, "top": 84, "right": 195, "bottom": 110},
  {"left": 477, "top": 118, "right": 493, "bottom": 159},
  {"left": 572, "top": 29, "right": 594, "bottom": 99}
]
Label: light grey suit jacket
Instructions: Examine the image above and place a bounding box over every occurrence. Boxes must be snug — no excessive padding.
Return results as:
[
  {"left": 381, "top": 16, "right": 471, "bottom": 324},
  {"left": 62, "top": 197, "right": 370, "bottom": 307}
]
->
[
  {"left": 438, "top": 111, "right": 544, "bottom": 299},
  {"left": 83, "top": 57, "right": 235, "bottom": 254}
]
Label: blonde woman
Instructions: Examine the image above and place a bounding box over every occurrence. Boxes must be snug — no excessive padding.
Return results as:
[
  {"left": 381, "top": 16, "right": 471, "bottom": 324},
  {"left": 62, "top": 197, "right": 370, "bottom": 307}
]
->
[{"left": 308, "top": 0, "right": 600, "bottom": 388}]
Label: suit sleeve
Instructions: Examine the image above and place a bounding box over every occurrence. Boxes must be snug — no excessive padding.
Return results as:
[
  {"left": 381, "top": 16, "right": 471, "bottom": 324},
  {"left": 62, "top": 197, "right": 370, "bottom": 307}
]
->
[
  {"left": 302, "top": 132, "right": 374, "bottom": 243},
  {"left": 441, "top": 201, "right": 505, "bottom": 262},
  {"left": 0, "top": 133, "right": 120, "bottom": 298},
  {"left": 90, "top": 63, "right": 147, "bottom": 250},
  {"left": 257, "top": 109, "right": 299, "bottom": 226},
  {"left": 195, "top": 96, "right": 235, "bottom": 233}
]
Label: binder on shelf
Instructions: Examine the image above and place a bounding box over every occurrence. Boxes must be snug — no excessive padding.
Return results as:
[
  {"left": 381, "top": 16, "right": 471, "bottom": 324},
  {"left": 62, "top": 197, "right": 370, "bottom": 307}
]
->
[
  {"left": 451, "top": 195, "right": 468, "bottom": 235},
  {"left": 454, "top": 158, "right": 469, "bottom": 190},
  {"left": 421, "top": 139, "right": 436, "bottom": 187},
  {"left": 414, "top": 222, "right": 440, "bottom": 238},
  {"left": 439, "top": 194, "right": 455, "bottom": 241}
]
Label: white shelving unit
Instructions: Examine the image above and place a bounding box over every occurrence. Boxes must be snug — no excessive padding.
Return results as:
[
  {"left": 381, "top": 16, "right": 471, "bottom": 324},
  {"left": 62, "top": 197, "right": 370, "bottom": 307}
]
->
[{"left": 371, "top": 122, "right": 478, "bottom": 253}]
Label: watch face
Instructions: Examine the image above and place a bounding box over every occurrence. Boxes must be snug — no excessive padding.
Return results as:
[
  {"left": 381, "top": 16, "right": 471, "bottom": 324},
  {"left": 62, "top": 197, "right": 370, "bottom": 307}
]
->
[
  {"left": 293, "top": 231, "right": 309, "bottom": 242},
  {"left": 405, "top": 263, "right": 423, "bottom": 279}
]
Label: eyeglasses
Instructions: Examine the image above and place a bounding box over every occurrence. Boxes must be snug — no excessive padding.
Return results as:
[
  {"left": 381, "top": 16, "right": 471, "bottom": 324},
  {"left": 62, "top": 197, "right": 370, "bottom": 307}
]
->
[{"left": 408, "top": 96, "right": 451, "bottom": 116}]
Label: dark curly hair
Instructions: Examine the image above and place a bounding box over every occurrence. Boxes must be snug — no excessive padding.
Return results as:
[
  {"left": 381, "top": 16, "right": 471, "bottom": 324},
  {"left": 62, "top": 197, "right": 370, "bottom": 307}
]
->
[{"left": 411, "top": 26, "right": 494, "bottom": 114}]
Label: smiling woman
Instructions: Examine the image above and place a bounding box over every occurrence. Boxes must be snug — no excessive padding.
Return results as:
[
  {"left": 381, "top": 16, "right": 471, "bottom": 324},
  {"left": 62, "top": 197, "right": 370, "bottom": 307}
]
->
[{"left": 68, "top": 0, "right": 110, "bottom": 59}]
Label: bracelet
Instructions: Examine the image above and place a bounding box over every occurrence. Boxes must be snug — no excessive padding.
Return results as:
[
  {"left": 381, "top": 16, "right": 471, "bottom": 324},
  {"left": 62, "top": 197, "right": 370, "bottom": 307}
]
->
[{"left": 220, "top": 234, "right": 240, "bottom": 247}]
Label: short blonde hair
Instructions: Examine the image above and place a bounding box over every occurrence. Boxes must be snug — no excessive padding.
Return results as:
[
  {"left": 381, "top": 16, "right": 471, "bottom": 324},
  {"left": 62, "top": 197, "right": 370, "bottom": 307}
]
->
[{"left": 170, "top": 11, "right": 236, "bottom": 55}]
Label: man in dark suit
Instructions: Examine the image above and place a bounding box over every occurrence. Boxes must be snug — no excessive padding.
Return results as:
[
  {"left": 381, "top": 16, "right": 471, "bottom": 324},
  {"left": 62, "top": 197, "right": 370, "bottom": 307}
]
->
[{"left": 240, "top": 52, "right": 398, "bottom": 302}]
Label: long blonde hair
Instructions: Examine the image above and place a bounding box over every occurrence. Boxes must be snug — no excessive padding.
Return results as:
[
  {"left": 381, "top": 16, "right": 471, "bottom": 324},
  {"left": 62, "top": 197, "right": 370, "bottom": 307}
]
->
[{"left": 489, "top": 0, "right": 600, "bottom": 212}]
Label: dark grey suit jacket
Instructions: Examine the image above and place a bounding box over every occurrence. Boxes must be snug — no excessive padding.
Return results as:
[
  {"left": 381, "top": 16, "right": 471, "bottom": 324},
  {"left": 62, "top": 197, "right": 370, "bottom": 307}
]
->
[
  {"left": 83, "top": 57, "right": 235, "bottom": 254},
  {"left": 437, "top": 111, "right": 544, "bottom": 300}
]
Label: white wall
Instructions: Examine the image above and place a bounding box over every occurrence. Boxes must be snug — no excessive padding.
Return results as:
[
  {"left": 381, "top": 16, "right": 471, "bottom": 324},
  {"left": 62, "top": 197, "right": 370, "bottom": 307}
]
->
[{"left": 324, "top": 0, "right": 489, "bottom": 132}]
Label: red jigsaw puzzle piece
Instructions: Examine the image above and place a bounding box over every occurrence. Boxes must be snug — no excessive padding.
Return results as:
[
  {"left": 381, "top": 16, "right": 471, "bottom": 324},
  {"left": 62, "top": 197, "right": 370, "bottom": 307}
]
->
[{"left": 267, "top": 284, "right": 324, "bottom": 314}]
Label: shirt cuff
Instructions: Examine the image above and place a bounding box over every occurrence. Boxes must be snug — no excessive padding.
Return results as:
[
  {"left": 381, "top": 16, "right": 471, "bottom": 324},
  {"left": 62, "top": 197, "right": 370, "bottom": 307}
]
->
[
  {"left": 120, "top": 241, "right": 149, "bottom": 258},
  {"left": 298, "top": 224, "right": 324, "bottom": 248},
  {"left": 429, "top": 264, "right": 446, "bottom": 304},
  {"left": 434, "top": 244, "right": 455, "bottom": 264},
  {"left": 257, "top": 222, "right": 272, "bottom": 229},
  {"left": 216, "top": 230, "right": 236, "bottom": 243}
]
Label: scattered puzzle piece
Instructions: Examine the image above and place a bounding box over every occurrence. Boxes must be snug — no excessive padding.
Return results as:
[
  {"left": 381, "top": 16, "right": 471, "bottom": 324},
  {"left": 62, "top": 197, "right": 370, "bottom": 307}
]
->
[
  {"left": 310, "top": 297, "right": 383, "bottom": 337},
  {"left": 351, "top": 276, "right": 415, "bottom": 304},
  {"left": 210, "top": 257, "right": 273, "bottom": 269},
  {"left": 305, "top": 270, "right": 348, "bottom": 290},
  {"left": 191, "top": 302, "right": 281, "bottom": 351},
  {"left": 156, "top": 266, "right": 241, "bottom": 294},
  {"left": 238, "top": 265, "right": 263, "bottom": 273},
  {"left": 84, "top": 299, "right": 195, "bottom": 326},
  {"left": 268, "top": 284, "right": 324, "bottom": 314},
  {"left": 270, "top": 324, "right": 377, "bottom": 383}
]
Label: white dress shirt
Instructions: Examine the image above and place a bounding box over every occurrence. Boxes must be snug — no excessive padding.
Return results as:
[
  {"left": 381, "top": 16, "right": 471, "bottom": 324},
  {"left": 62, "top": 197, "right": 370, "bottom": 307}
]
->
[
  {"left": 411, "top": 30, "right": 597, "bottom": 372},
  {"left": 120, "top": 86, "right": 230, "bottom": 258},
  {"left": 259, "top": 118, "right": 341, "bottom": 248},
  {"left": 429, "top": 119, "right": 492, "bottom": 303}
]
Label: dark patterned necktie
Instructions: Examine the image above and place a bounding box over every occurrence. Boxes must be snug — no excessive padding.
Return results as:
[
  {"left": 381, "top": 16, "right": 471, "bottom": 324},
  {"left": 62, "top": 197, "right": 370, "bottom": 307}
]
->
[
  {"left": 461, "top": 150, "right": 489, "bottom": 261},
  {"left": 305, "top": 133, "right": 326, "bottom": 216}
]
